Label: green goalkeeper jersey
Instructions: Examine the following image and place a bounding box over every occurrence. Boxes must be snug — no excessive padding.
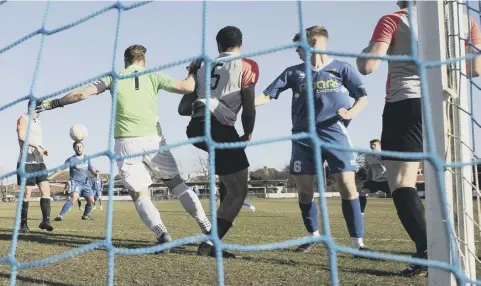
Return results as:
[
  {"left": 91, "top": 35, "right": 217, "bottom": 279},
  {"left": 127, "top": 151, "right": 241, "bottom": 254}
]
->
[{"left": 92, "top": 64, "right": 175, "bottom": 138}]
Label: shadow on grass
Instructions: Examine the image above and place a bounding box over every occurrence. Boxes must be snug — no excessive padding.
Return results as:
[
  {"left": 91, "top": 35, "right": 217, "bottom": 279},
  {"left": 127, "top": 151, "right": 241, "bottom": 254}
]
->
[{"left": 0, "top": 272, "right": 73, "bottom": 286}]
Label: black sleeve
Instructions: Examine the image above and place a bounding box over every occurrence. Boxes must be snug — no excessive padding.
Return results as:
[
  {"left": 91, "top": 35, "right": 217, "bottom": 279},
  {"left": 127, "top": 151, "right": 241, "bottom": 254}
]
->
[
  {"left": 178, "top": 91, "right": 198, "bottom": 116},
  {"left": 92, "top": 80, "right": 108, "bottom": 94},
  {"left": 240, "top": 84, "right": 256, "bottom": 136}
]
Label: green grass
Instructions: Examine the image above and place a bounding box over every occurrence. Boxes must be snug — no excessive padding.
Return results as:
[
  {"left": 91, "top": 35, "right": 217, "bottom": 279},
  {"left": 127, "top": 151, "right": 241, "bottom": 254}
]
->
[{"left": 0, "top": 198, "right": 459, "bottom": 285}]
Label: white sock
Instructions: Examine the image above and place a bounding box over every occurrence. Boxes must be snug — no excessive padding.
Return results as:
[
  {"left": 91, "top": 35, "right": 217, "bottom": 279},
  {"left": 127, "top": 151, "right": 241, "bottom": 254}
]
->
[
  {"left": 310, "top": 230, "right": 320, "bottom": 236},
  {"left": 134, "top": 196, "right": 167, "bottom": 239},
  {"left": 176, "top": 186, "right": 212, "bottom": 234},
  {"left": 351, "top": 237, "right": 364, "bottom": 249}
]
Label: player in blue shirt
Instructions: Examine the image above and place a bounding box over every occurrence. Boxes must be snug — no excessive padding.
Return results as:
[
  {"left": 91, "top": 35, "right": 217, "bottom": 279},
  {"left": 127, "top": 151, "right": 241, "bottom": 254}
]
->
[
  {"left": 256, "top": 26, "right": 369, "bottom": 254},
  {"left": 50, "top": 141, "right": 98, "bottom": 221},
  {"left": 92, "top": 171, "right": 104, "bottom": 210}
]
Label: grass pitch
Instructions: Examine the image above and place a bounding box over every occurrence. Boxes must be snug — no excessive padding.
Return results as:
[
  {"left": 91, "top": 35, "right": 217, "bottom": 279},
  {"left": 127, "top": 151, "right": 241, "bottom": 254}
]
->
[{"left": 0, "top": 198, "right": 448, "bottom": 285}]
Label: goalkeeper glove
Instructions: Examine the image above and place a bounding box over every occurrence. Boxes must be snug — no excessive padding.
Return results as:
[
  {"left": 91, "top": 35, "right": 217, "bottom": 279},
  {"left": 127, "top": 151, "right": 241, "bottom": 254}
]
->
[{"left": 35, "top": 98, "right": 63, "bottom": 113}]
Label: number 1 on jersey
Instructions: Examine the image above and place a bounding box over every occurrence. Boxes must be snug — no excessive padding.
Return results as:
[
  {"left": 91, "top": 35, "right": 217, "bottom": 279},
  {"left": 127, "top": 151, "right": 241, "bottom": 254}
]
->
[{"left": 210, "top": 63, "right": 224, "bottom": 90}]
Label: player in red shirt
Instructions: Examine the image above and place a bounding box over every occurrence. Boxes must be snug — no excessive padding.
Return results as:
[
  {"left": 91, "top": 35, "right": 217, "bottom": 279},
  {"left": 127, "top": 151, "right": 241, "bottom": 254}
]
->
[{"left": 356, "top": 1, "right": 481, "bottom": 276}]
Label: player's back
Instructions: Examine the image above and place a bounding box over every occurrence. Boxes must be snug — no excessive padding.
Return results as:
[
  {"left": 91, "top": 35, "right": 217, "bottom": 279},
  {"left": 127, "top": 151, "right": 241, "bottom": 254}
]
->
[
  {"left": 105, "top": 65, "right": 173, "bottom": 138},
  {"left": 67, "top": 155, "right": 91, "bottom": 184},
  {"left": 377, "top": 8, "right": 420, "bottom": 103},
  {"left": 193, "top": 52, "right": 258, "bottom": 126}
]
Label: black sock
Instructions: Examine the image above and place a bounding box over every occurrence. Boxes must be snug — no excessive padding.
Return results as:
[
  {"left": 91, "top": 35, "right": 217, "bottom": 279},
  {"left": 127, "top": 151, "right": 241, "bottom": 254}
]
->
[
  {"left": 359, "top": 196, "right": 367, "bottom": 214},
  {"left": 40, "top": 198, "right": 51, "bottom": 223},
  {"left": 392, "top": 187, "right": 427, "bottom": 254},
  {"left": 21, "top": 201, "right": 29, "bottom": 225},
  {"left": 206, "top": 218, "right": 233, "bottom": 241},
  {"left": 219, "top": 183, "right": 227, "bottom": 204},
  {"left": 217, "top": 218, "right": 233, "bottom": 240},
  {"left": 78, "top": 200, "right": 82, "bottom": 208}
]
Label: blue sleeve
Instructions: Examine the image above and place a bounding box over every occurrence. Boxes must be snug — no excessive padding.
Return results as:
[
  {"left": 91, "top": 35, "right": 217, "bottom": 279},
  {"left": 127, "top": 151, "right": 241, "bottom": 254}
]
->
[
  {"left": 88, "top": 161, "right": 95, "bottom": 173},
  {"left": 263, "top": 68, "right": 291, "bottom": 99},
  {"left": 342, "top": 64, "right": 367, "bottom": 99}
]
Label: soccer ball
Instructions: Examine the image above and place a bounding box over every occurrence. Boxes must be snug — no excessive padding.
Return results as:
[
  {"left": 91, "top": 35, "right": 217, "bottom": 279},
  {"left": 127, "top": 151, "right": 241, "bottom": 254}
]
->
[{"left": 69, "top": 124, "right": 88, "bottom": 142}]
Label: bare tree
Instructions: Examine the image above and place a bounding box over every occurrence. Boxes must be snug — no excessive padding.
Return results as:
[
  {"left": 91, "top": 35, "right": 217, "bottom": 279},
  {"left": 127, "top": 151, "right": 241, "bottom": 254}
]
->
[
  {"left": 0, "top": 167, "right": 8, "bottom": 202},
  {"left": 177, "top": 160, "right": 185, "bottom": 179},
  {"left": 196, "top": 155, "right": 209, "bottom": 183}
]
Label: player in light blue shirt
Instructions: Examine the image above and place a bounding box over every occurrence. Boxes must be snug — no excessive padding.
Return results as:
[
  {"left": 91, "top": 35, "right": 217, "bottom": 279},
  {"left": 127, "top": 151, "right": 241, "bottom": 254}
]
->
[
  {"left": 92, "top": 171, "right": 103, "bottom": 210},
  {"left": 50, "top": 141, "right": 98, "bottom": 221},
  {"left": 256, "top": 26, "right": 370, "bottom": 254}
]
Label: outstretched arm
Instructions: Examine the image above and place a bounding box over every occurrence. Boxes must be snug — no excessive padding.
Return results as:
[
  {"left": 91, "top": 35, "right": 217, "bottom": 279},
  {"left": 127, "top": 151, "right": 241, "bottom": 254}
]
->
[
  {"left": 160, "top": 60, "right": 202, "bottom": 95},
  {"left": 258, "top": 68, "right": 290, "bottom": 107},
  {"left": 37, "top": 76, "right": 112, "bottom": 112},
  {"left": 254, "top": 94, "right": 271, "bottom": 107},
  {"left": 48, "top": 165, "right": 68, "bottom": 180},
  {"left": 57, "top": 85, "right": 100, "bottom": 107}
]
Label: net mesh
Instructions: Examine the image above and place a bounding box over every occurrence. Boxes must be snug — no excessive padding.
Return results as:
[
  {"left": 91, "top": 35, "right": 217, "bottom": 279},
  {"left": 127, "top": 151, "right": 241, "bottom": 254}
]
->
[{"left": 0, "top": 0, "right": 480, "bottom": 285}]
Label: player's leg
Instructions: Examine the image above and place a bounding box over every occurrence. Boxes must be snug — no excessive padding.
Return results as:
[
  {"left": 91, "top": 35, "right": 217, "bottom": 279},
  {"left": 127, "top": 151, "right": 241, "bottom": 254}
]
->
[
  {"left": 78, "top": 198, "right": 82, "bottom": 210},
  {"left": 36, "top": 163, "right": 53, "bottom": 231},
  {"left": 218, "top": 182, "right": 227, "bottom": 204},
  {"left": 81, "top": 189, "right": 95, "bottom": 220},
  {"left": 19, "top": 186, "right": 32, "bottom": 233},
  {"left": 360, "top": 180, "right": 376, "bottom": 215},
  {"left": 55, "top": 187, "right": 79, "bottom": 220},
  {"left": 93, "top": 195, "right": 97, "bottom": 209},
  {"left": 243, "top": 200, "right": 255, "bottom": 213},
  {"left": 97, "top": 192, "right": 103, "bottom": 210},
  {"left": 382, "top": 98, "right": 427, "bottom": 276},
  {"left": 322, "top": 122, "right": 367, "bottom": 252},
  {"left": 147, "top": 137, "right": 212, "bottom": 235},
  {"left": 289, "top": 139, "right": 320, "bottom": 253},
  {"left": 16, "top": 163, "right": 35, "bottom": 233},
  {"left": 187, "top": 117, "right": 248, "bottom": 258},
  {"left": 115, "top": 138, "right": 172, "bottom": 251}
]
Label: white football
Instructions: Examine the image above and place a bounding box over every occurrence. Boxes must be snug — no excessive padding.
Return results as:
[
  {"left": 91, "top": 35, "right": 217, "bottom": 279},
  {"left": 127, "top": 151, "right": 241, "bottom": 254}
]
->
[{"left": 69, "top": 124, "right": 88, "bottom": 142}]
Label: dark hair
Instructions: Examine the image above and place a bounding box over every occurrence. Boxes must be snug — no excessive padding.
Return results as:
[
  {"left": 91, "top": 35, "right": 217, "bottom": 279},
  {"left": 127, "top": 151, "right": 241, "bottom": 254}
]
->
[
  {"left": 398, "top": 1, "right": 415, "bottom": 9},
  {"left": 370, "top": 139, "right": 381, "bottom": 145},
  {"left": 216, "top": 26, "right": 242, "bottom": 52},
  {"left": 73, "top": 141, "right": 83, "bottom": 149},
  {"left": 27, "top": 99, "right": 41, "bottom": 110},
  {"left": 124, "top": 45, "right": 147, "bottom": 67}
]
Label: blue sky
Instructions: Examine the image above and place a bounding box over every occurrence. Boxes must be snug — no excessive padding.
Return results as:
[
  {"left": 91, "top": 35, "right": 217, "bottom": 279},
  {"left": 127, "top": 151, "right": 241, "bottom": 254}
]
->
[{"left": 1, "top": 1, "right": 480, "bottom": 181}]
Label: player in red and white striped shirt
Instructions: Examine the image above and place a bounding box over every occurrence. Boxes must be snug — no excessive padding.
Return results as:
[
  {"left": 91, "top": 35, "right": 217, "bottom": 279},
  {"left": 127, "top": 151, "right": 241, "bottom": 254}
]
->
[{"left": 356, "top": 1, "right": 481, "bottom": 276}]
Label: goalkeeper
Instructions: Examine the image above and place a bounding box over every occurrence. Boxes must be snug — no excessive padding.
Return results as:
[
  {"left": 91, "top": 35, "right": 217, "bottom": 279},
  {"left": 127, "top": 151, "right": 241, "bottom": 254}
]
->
[{"left": 37, "top": 45, "right": 213, "bottom": 250}]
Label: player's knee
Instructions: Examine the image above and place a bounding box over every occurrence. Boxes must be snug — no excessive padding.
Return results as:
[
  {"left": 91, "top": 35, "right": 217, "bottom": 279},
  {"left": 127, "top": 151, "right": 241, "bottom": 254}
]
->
[
  {"left": 385, "top": 161, "right": 419, "bottom": 190},
  {"left": 129, "top": 189, "right": 150, "bottom": 202},
  {"left": 297, "top": 188, "right": 314, "bottom": 204},
  {"left": 333, "top": 172, "right": 358, "bottom": 200},
  {"left": 161, "top": 174, "right": 186, "bottom": 195},
  {"left": 37, "top": 181, "right": 50, "bottom": 196}
]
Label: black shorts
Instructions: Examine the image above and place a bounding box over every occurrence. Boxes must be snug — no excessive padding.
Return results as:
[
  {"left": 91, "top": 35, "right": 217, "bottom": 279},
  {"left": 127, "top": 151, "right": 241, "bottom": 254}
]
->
[
  {"left": 16, "top": 162, "right": 48, "bottom": 186},
  {"left": 381, "top": 98, "right": 423, "bottom": 161},
  {"left": 362, "top": 180, "right": 390, "bottom": 194},
  {"left": 186, "top": 117, "right": 249, "bottom": 176}
]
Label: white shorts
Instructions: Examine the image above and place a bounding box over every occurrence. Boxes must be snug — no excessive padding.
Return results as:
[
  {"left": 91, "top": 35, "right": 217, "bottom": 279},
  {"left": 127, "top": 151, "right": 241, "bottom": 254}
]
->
[{"left": 115, "top": 135, "right": 179, "bottom": 192}]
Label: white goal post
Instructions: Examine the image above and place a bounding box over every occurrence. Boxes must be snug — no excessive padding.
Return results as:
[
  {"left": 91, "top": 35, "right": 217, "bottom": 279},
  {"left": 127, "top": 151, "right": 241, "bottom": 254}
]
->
[{"left": 417, "top": 1, "right": 476, "bottom": 285}]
